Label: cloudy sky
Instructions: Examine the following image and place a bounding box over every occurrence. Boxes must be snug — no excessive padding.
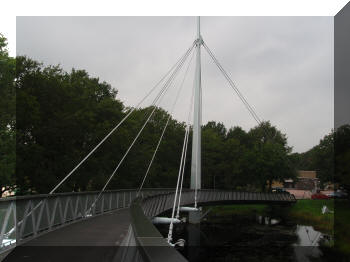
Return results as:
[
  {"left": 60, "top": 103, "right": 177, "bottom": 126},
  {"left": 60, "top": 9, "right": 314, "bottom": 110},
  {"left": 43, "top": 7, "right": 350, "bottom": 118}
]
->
[{"left": 16, "top": 16, "right": 333, "bottom": 153}]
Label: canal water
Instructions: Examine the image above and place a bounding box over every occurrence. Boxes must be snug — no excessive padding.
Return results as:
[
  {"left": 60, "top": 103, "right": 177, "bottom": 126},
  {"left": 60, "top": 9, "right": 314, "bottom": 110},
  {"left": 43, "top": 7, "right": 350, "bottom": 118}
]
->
[{"left": 155, "top": 208, "right": 333, "bottom": 262}]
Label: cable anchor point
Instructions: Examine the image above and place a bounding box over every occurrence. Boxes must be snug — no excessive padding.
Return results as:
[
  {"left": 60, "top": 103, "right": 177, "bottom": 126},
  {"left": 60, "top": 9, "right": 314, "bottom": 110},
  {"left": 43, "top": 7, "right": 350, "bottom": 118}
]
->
[{"left": 194, "top": 36, "right": 203, "bottom": 47}]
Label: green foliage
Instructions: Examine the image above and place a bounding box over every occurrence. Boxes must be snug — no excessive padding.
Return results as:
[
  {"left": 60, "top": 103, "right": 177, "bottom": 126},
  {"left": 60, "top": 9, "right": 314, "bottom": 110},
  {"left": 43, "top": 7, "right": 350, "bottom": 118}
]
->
[
  {"left": 0, "top": 34, "right": 16, "bottom": 194},
  {"left": 335, "top": 125, "right": 350, "bottom": 192},
  {"left": 334, "top": 200, "right": 350, "bottom": 255},
  {"left": 314, "top": 132, "right": 334, "bottom": 185},
  {"left": 202, "top": 120, "right": 295, "bottom": 191},
  {"left": 206, "top": 204, "right": 268, "bottom": 217},
  {"left": 16, "top": 56, "right": 125, "bottom": 193},
  {"left": 292, "top": 125, "right": 350, "bottom": 191},
  {"left": 13, "top": 54, "right": 299, "bottom": 195},
  {"left": 286, "top": 199, "right": 334, "bottom": 233}
]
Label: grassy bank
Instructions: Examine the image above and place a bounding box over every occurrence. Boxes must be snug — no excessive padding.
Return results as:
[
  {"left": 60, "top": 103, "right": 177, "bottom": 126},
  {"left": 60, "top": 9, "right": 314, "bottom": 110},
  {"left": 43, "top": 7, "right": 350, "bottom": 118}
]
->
[
  {"left": 288, "top": 199, "right": 350, "bottom": 256},
  {"left": 334, "top": 200, "right": 350, "bottom": 256},
  {"left": 284, "top": 199, "right": 334, "bottom": 233},
  {"left": 205, "top": 204, "right": 268, "bottom": 218},
  {"left": 204, "top": 200, "right": 350, "bottom": 257},
  {"left": 206, "top": 200, "right": 334, "bottom": 232}
]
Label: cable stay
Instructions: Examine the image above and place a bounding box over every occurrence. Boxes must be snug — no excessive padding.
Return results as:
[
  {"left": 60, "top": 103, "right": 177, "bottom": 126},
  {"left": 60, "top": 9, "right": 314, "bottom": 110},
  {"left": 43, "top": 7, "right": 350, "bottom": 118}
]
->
[
  {"left": 4, "top": 42, "right": 195, "bottom": 238},
  {"left": 203, "top": 40, "right": 297, "bottom": 172},
  {"left": 167, "top": 59, "right": 196, "bottom": 245},
  {"left": 137, "top": 48, "right": 196, "bottom": 197},
  {"left": 6, "top": 18, "right": 299, "bottom": 248},
  {"left": 50, "top": 42, "right": 195, "bottom": 195},
  {"left": 202, "top": 41, "right": 262, "bottom": 126},
  {"left": 175, "top": 72, "right": 196, "bottom": 219},
  {"left": 86, "top": 44, "right": 195, "bottom": 215}
]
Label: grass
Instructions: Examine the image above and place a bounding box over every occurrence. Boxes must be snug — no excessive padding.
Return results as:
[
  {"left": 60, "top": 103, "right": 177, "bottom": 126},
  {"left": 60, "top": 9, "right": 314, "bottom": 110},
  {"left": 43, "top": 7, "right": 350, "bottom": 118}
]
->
[
  {"left": 285, "top": 199, "right": 334, "bottom": 233},
  {"left": 205, "top": 204, "right": 268, "bottom": 217},
  {"left": 208, "top": 200, "right": 335, "bottom": 233},
  {"left": 334, "top": 200, "right": 350, "bottom": 256}
]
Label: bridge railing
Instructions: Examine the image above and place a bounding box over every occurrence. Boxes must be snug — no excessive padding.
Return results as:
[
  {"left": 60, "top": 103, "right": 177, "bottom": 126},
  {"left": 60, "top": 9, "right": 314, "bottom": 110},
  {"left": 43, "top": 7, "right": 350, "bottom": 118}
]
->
[
  {"left": 140, "top": 189, "right": 296, "bottom": 218},
  {"left": 0, "top": 188, "right": 296, "bottom": 257},
  {"left": 129, "top": 189, "right": 296, "bottom": 262},
  {"left": 129, "top": 195, "right": 188, "bottom": 262},
  {"left": 0, "top": 188, "right": 174, "bottom": 255}
]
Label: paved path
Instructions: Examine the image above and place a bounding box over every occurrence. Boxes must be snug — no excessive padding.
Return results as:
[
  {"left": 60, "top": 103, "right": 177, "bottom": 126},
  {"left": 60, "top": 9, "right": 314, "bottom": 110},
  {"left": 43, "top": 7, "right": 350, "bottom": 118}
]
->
[{"left": 4, "top": 208, "right": 131, "bottom": 262}]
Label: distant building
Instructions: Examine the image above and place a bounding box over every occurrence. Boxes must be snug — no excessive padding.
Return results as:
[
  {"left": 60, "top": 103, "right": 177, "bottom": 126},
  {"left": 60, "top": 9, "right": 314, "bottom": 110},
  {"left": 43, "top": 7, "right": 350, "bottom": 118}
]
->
[
  {"left": 294, "top": 171, "right": 319, "bottom": 192},
  {"left": 272, "top": 170, "right": 319, "bottom": 192},
  {"left": 298, "top": 171, "right": 317, "bottom": 179}
]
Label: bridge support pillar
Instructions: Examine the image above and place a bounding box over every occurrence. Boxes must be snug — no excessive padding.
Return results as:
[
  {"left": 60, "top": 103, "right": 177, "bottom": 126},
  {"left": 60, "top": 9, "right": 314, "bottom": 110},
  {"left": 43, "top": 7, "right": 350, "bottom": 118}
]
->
[
  {"left": 189, "top": 209, "right": 201, "bottom": 224},
  {"left": 187, "top": 223, "right": 201, "bottom": 260}
]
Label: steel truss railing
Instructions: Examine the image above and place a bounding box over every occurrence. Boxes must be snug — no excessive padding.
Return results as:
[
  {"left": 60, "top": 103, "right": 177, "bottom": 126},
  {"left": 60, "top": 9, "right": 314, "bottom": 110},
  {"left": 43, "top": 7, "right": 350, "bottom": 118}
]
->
[
  {"left": 127, "top": 189, "right": 296, "bottom": 262},
  {"left": 140, "top": 189, "right": 296, "bottom": 218},
  {"left": 0, "top": 189, "right": 296, "bottom": 259},
  {"left": 0, "top": 188, "right": 174, "bottom": 255}
]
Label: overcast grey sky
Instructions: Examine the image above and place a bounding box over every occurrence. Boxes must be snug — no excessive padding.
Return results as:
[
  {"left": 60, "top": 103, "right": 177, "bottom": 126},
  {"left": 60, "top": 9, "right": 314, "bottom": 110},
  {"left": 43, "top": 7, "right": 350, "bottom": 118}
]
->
[{"left": 17, "top": 16, "right": 333, "bottom": 153}]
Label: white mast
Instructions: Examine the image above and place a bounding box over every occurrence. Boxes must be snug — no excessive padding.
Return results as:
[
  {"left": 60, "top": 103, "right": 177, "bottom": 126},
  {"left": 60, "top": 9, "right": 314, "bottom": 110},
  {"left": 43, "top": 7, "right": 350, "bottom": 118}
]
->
[{"left": 190, "top": 16, "right": 202, "bottom": 198}]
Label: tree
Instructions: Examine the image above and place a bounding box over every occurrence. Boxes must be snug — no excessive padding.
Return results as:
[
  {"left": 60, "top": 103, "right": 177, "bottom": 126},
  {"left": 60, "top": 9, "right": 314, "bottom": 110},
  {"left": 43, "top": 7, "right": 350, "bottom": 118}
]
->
[
  {"left": 226, "top": 126, "right": 249, "bottom": 145},
  {"left": 292, "top": 129, "right": 336, "bottom": 189},
  {"left": 16, "top": 56, "right": 126, "bottom": 193},
  {"left": 202, "top": 126, "right": 225, "bottom": 188},
  {"left": 313, "top": 131, "right": 334, "bottom": 186},
  {"left": 0, "top": 34, "right": 16, "bottom": 196},
  {"left": 15, "top": 56, "right": 190, "bottom": 194},
  {"left": 203, "top": 121, "right": 226, "bottom": 139},
  {"left": 246, "top": 121, "right": 296, "bottom": 191},
  {"left": 335, "top": 124, "right": 350, "bottom": 193},
  {"left": 14, "top": 55, "right": 301, "bottom": 195}
]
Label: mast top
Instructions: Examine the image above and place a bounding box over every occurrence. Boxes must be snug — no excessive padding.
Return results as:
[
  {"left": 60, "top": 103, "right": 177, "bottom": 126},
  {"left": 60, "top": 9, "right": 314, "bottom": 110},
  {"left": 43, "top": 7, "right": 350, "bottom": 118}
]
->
[
  {"left": 195, "top": 16, "right": 203, "bottom": 46},
  {"left": 197, "top": 16, "right": 200, "bottom": 39}
]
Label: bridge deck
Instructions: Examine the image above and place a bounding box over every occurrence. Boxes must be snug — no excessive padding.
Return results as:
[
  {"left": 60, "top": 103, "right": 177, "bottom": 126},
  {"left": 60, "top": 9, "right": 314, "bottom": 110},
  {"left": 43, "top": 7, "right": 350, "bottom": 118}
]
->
[
  {"left": 4, "top": 208, "right": 131, "bottom": 262},
  {"left": 2, "top": 190, "right": 295, "bottom": 262}
]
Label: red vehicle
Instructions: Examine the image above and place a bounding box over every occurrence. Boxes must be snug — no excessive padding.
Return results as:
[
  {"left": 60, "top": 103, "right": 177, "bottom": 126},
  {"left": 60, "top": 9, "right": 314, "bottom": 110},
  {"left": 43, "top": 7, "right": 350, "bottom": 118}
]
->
[{"left": 311, "top": 193, "right": 330, "bottom": 200}]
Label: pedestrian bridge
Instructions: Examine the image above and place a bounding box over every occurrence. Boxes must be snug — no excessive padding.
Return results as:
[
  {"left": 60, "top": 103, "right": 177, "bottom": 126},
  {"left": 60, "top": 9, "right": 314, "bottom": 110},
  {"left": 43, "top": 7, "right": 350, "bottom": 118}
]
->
[{"left": 1, "top": 189, "right": 295, "bottom": 261}]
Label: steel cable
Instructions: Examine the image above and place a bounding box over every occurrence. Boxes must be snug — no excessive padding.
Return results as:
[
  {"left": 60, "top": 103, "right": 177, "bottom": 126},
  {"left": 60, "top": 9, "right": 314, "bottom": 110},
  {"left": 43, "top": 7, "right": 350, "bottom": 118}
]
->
[
  {"left": 86, "top": 44, "right": 195, "bottom": 214},
  {"left": 137, "top": 48, "right": 196, "bottom": 196}
]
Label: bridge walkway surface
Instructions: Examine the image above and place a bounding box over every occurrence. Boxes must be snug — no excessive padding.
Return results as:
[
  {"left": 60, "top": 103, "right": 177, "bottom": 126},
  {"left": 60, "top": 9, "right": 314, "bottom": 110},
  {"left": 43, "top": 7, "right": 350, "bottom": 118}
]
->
[{"left": 4, "top": 208, "right": 131, "bottom": 262}]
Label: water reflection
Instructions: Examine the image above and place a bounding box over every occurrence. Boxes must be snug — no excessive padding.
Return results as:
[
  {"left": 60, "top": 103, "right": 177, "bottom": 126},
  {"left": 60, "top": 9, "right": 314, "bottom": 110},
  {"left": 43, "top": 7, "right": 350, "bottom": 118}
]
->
[
  {"left": 293, "top": 225, "right": 329, "bottom": 262},
  {"left": 256, "top": 215, "right": 281, "bottom": 225},
  {"left": 155, "top": 211, "right": 332, "bottom": 262},
  {"left": 295, "top": 225, "right": 322, "bottom": 246}
]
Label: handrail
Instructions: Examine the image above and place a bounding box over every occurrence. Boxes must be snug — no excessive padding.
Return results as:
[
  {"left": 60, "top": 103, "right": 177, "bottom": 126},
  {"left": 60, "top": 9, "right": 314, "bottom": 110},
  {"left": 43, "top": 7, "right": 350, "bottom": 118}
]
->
[
  {"left": 128, "top": 190, "right": 296, "bottom": 262},
  {"left": 129, "top": 197, "right": 187, "bottom": 262},
  {"left": 0, "top": 188, "right": 175, "bottom": 202},
  {"left": 1, "top": 188, "right": 296, "bottom": 258},
  {"left": 0, "top": 188, "right": 175, "bottom": 255}
]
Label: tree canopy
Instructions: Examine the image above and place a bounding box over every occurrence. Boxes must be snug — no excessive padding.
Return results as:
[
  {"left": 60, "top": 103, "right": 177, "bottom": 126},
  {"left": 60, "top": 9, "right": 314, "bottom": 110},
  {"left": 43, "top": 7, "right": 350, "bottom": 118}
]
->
[
  {"left": 3, "top": 35, "right": 345, "bottom": 196},
  {"left": 291, "top": 125, "right": 350, "bottom": 192},
  {"left": 13, "top": 55, "right": 298, "bottom": 195},
  {"left": 0, "top": 34, "right": 16, "bottom": 195}
]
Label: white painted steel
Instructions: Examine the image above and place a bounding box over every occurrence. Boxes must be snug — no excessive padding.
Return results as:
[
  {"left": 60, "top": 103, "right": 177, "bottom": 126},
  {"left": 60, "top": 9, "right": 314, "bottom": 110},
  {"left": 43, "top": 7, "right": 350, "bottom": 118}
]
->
[
  {"left": 190, "top": 16, "right": 202, "bottom": 194},
  {"left": 0, "top": 189, "right": 173, "bottom": 255},
  {"left": 179, "top": 206, "right": 200, "bottom": 212},
  {"left": 152, "top": 217, "right": 181, "bottom": 224}
]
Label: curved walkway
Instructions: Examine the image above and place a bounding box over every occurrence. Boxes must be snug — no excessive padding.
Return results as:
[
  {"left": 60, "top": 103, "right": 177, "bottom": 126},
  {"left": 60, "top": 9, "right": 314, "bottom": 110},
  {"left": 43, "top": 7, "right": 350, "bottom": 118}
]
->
[
  {"left": 2, "top": 190, "right": 296, "bottom": 262},
  {"left": 4, "top": 208, "right": 131, "bottom": 262}
]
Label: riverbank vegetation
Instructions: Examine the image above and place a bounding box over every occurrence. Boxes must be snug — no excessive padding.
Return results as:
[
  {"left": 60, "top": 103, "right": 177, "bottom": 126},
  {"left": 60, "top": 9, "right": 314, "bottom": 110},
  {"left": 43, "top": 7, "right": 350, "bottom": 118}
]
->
[
  {"left": 206, "top": 201, "right": 334, "bottom": 232},
  {"left": 206, "top": 204, "right": 268, "bottom": 218},
  {"left": 206, "top": 200, "right": 350, "bottom": 257},
  {"left": 334, "top": 200, "right": 350, "bottom": 256},
  {"left": 283, "top": 200, "right": 334, "bottom": 233}
]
